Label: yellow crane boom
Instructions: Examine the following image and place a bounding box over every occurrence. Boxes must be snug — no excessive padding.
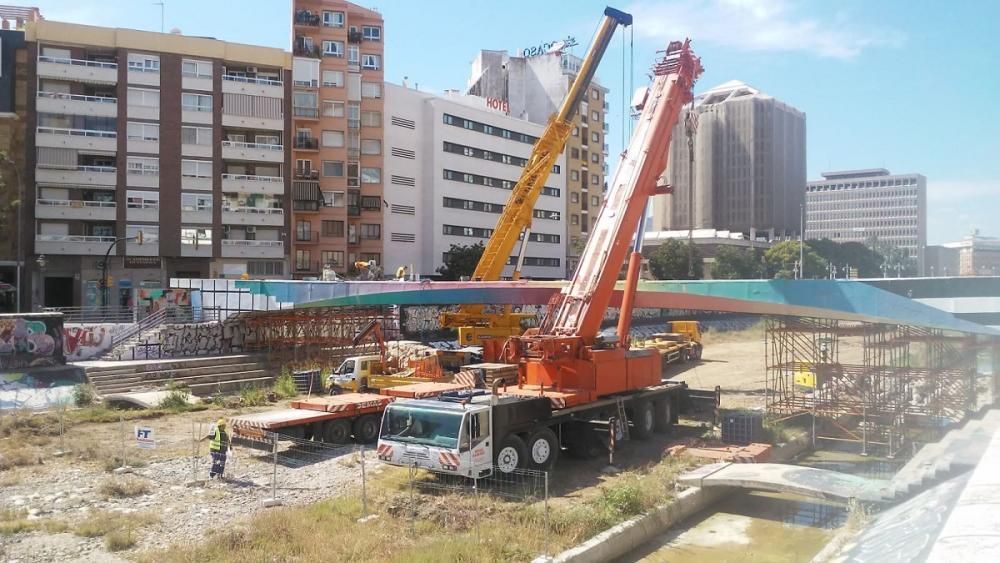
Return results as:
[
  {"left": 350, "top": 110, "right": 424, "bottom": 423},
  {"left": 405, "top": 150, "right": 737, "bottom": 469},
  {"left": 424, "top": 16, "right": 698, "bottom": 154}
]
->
[{"left": 440, "top": 7, "right": 633, "bottom": 345}]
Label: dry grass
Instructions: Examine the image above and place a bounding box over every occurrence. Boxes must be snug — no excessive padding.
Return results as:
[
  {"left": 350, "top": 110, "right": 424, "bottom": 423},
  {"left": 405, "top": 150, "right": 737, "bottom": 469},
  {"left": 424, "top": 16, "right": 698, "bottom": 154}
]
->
[
  {"left": 0, "top": 505, "right": 68, "bottom": 536},
  {"left": 98, "top": 476, "right": 150, "bottom": 499},
  {"left": 0, "top": 446, "right": 43, "bottom": 471},
  {"left": 105, "top": 529, "right": 137, "bottom": 551},
  {"left": 75, "top": 510, "right": 159, "bottom": 538}
]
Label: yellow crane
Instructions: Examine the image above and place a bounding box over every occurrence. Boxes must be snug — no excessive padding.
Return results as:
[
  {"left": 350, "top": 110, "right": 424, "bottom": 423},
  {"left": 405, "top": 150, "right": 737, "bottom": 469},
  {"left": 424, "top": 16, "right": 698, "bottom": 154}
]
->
[{"left": 440, "top": 7, "right": 633, "bottom": 345}]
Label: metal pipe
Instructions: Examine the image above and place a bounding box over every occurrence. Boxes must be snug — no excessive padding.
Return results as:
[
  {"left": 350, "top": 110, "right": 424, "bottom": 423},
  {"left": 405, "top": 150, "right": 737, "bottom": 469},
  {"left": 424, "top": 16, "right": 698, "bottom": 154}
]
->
[{"left": 555, "top": 8, "right": 632, "bottom": 124}]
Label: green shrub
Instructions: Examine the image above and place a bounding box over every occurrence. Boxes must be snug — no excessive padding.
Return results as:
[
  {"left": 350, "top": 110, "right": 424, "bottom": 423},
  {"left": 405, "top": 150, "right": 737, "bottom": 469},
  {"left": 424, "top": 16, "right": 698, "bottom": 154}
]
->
[
  {"left": 272, "top": 372, "right": 298, "bottom": 399},
  {"left": 73, "top": 384, "right": 97, "bottom": 407},
  {"left": 239, "top": 385, "right": 267, "bottom": 407}
]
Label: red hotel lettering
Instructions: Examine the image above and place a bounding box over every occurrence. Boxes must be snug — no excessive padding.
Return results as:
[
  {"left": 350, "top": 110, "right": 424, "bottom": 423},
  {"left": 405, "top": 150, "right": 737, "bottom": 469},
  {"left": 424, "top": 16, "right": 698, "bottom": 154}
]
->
[{"left": 485, "top": 97, "right": 510, "bottom": 115}]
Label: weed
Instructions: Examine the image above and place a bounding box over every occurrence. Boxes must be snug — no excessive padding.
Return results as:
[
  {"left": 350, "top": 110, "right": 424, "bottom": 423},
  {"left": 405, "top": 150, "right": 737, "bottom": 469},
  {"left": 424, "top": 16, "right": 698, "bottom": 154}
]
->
[
  {"left": 0, "top": 471, "right": 23, "bottom": 487},
  {"left": 73, "top": 384, "right": 97, "bottom": 407},
  {"left": 272, "top": 372, "right": 298, "bottom": 399},
  {"left": 0, "top": 507, "right": 67, "bottom": 536},
  {"left": 105, "top": 529, "right": 136, "bottom": 551},
  {"left": 98, "top": 476, "right": 150, "bottom": 498},
  {"left": 0, "top": 446, "right": 42, "bottom": 471},
  {"left": 158, "top": 383, "right": 192, "bottom": 410},
  {"left": 239, "top": 385, "right": 268, "bottom": 407},
  {"left": 75, "top": 510, "right": 158, "bottom": 538}
]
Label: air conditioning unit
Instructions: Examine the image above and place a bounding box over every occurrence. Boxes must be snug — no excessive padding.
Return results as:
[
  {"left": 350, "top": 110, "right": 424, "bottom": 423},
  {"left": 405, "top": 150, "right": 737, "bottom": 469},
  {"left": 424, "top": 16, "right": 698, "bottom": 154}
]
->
[{"left": 246, "top": 226, "right": 257, "bottom": 233}]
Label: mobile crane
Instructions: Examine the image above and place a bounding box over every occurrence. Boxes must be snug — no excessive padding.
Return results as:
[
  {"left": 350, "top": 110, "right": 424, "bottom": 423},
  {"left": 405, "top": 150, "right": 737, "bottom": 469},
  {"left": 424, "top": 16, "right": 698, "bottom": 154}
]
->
[
  {"left": 439, "top": 7, "right": 633, "bottom": 345},
  {"left": 377, "top": 40, "right": 703, "bottom": 476}
]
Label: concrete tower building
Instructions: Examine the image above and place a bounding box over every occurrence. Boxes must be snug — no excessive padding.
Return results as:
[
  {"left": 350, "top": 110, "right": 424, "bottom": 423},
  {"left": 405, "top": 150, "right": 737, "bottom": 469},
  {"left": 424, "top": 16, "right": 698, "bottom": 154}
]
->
[{"left": 652, "top": 80, "right": 806, "bottom": 240}]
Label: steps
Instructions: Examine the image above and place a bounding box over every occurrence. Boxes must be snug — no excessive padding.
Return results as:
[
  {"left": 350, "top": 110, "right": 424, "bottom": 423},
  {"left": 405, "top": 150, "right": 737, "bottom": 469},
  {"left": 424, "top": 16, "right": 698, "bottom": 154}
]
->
[{"left": 81, "top": 355, "right": 274, "bottom": 397}]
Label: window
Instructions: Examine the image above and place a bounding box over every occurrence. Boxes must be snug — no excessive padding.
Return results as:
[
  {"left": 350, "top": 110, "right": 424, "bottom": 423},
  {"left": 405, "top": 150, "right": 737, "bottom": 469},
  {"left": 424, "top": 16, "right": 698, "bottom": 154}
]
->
[
  {"left": 322, "top": 100, "right": 345, "bottom": 117},
  {"left": 571, "top": 214, "right": 579, "bottom": 225},
  {"left": 323, "top": 191, "right": 345, "bottom": 207},
  {"left": 360, "top": 224, "right": 381, "bottom": 239},
  {"left": 181, "top": 126, "right": 212, "bottom": 146},
  {"left": 294, "top": 250, "right": 312, "bottom": 271},
  {"left": 322, "top": 160, "right": 344, "bottom": 177},
  {"left": 361, "top": 167, "right": 381, "bottom": 184},
  {"left": 322, "top": 40, "right": 344, "bottom": 57},
  {"left": 182, "top": 93, "right": 212, "bottom": 112},
  {"left": 571, "top": 170, "right": 579, "bottom": 181},
  {"left": 126, "top": 190, "right": 159, "bottom": 209},
  {"left": 295, "top": 220, "right": 312, "bottom": 240},
  {"left": 181, "top": 193, "right": 212, "bottom": 211},
  {"left": 591, "top": 195, "right": 600, "bottom": 206},
  {"left": 361, "top": 82, "right": 382, "bottom": 98},
  {"left": 181, "top": 227, "right": 211, "bottom": 245},
  {"left": 322, "top": 250, "right": 345, "bottom": 267},
  {"left": 247, "top": 261, "right": 284, "bottom": 276},
  {"left": 592, "top": 174, "right": 600, "bottom": 186},
  {"left": 591, "top": 110, "right": 599, "bottom": 121},
  {"left": 127, "top": 53, "right": 159, "bottom": 72},
  {"left": 362, "top": 25, "right": 381, "bottom": 41},
  {"left": 127, "top": 157, "right": 159, "bottom": 175},
  {"left": 591, "top": 153, "right": 599, "bottom": 163},
  {"left": 571, "top": 126, "right": 578, "bottom": 137},
  {"left": 126, "top": 224, "right": 158, "bottom": 242},
  {"left": 322, "top": 220, "right": 345, "bottom": 237},
  {"left": 361, "top": 110, "right": 382, "bottom": 127},
  {"left": 591, "top": 89, "right": 599, "bottom": 100},
  {"left": 181, "top": 159, "right": 212, "bottom": 178},
  {"left": 182, "top": 59, "right": 212, "bottom": 78},
  {"left": 571, "top": 193, "right": 579, "bottom": 203},
  {"left": 347, "top": 45, "right": 360, "bottom": 65},
  {"left": 571, "top": 148, "right": 579, "bottom": 159},
  {"left": 128, "top": 88, "right": 159, "bottom": 108},
  {"left": 361, "top": 54, "right": 380, "bottom": 70},
  {"left": 322, "top": 130, "right": 345, "bottom": 147},
  {"left": 360, "top": 139, "right": 382, "bottom": 155},
  {"left": 294, "top": 90, "right": 317, "bottom": 110},
  {"left": 323, "top": 10, "right": 344, "bottom": 27},
  {"left": 312, "top": 74, "right": 338, "bottom": 92},
  {"left": 591, "top": 131, "right": 600, "bottom": 143},
  {"left": 127, "top": 122, "right": 159, "bottom": 141}
]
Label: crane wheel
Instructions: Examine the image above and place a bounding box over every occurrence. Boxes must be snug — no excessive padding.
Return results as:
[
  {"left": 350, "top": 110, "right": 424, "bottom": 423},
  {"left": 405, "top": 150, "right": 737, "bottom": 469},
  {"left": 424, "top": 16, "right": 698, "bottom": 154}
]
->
[
  {"left": 352, "top": 414, "right": 380, "bottom": 444},
  {"left": 323, "top": 419, "right": 351, "bottom": 444},
  {"left": 632, "top": 401, "right": 655, "bottom": 440},
  {"left": 653, "top": 399, "right": 673, "bottom": 434},
  {"left": 494, "top": 434, "right": 528, "bottom": 474},
  {"left": 526, "top": 427, "right": 560, "bottom": 471}
]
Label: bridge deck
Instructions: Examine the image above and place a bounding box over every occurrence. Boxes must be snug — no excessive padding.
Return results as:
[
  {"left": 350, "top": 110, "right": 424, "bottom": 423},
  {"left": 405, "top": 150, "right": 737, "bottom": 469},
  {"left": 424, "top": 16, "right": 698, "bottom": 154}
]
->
[{"left": 677, "top": 461, "right": 889, "bottom": 503}]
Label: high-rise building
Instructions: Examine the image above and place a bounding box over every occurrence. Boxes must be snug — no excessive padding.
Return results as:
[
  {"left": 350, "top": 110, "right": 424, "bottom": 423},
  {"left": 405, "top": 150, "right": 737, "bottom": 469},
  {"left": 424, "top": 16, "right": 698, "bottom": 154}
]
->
[
  {"left": 805, "top": 169, "right": 927, "bottom": 272},
  {"left": 652, "top": 80, "right": 806, "bottom": 239},
  {"left": 25, "top": 20, "right": 292, "bottom": 309},
  {"left": 466, "top": 49, "right": 607, "bottom": 275},
  {"left": 290, "top": 1, "right": 383, "bottom": 278},
  {"left": 383, "top": 83, "right": 566, "bottom": 280}
]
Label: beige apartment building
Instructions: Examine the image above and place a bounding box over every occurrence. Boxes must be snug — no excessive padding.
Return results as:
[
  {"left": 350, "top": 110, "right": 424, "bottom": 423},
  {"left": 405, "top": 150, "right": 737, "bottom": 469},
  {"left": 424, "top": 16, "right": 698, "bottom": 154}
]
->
[{"left": 291, "top": 0, "right": 384, "bottom": 278}]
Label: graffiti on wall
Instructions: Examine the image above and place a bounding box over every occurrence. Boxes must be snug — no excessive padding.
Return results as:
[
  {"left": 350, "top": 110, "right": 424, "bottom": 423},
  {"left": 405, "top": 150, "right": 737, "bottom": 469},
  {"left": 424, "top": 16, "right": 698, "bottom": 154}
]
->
[
  {"left": 118, "top": 318, "right": 259, "bottom": 360},
  {"left": 63, "top": 323, "right": 130, "bottom": 361},
  {"left": 0, "top": 366, "right": 86, "bottom": 410},
  {"left": 0, "top": 314, "right": 65, "bottom": 370},
  {"left": 137, "top": 289, "right": 192, "bottom": 317}
]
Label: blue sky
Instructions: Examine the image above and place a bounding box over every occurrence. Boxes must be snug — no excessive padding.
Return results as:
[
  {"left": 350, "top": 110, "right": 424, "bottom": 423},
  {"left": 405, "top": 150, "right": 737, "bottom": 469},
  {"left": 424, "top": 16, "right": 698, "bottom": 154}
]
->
[{"left": 19, "top": 0, "right": 1000, "bottom": 244}]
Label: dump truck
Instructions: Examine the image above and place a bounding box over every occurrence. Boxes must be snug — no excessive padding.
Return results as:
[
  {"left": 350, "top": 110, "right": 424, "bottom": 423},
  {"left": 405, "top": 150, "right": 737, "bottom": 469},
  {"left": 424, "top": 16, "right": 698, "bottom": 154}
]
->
[{"left": 641, "top": 320, "right": 704, "bottom": 367}]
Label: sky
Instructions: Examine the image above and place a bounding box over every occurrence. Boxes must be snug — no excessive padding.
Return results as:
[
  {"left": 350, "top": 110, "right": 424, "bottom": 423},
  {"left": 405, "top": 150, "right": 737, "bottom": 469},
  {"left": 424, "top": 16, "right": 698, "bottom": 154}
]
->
[{"left": 16, "top": 0, "right": 1000, "bottom": 244}]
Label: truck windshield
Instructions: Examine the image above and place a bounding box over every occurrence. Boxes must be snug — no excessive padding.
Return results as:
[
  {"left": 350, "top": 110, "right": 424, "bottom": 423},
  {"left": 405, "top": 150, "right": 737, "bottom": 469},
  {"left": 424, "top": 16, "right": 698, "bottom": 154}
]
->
[
  {"left": 380, "top": 405, "right": 462, "bottom": 449},
  {"left": 334, "top": 359, "right": 355, "bottom": 376}
]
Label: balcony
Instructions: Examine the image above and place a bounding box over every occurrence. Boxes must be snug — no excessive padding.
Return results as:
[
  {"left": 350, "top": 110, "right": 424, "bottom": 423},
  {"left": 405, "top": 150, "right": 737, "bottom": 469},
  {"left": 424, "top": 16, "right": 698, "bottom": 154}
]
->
[
  {"left": 222, "top": 112, "right": 283, "bottom": 132},
  {"left": 293, "top": 106, "right": 319, "bottom": 119},
  {"left": 294, "top": 39, "right": 322, "bottom": 59},
  {"left": 37, "top": 92, "right": 117, "bottom": 118},
  {"left": 126, "top": 168, "right": 160, "bottom": 189},
  {"left": 221, "top": 173, "right": 284, "bottom": 196},
  {"left": 181, "top": 108, "right": 212, "bottom": 125},
  {"left": 35, "top": 234, "right": 116, "bottom": 255},
  {"left": 295, "top": 232, "right": 319, "bottom": 245},
  {"left": 294, "top": 10, "right": 321, "bottom": 27},
  {"left": 35, "top": 199, "right": 116, "bottom": 221},
  {"left": 181, "top": 207, "right": 212, "bottom": 224},
  {"left": 221, "top": 239, "right": 284, "bottom": 259},
  {"left": 294, "top": 169, "right": 319, "bottom": 180},
  {"left": 127, "top": 136, "right": 159, "bottom": 155},
  {"left": 294, "top": 137, "right": 319, "bottom": 151},
  {"left": 182, "top": 174, "right": 213, "bottom": 191},
  {"left": 126, "top": 66, "right": 159, "bottom": 87},
  {"left": 36, "top": 127, "right": 117, "bottom": 152},
  {"left": 36, "top": 164, "right": 116, "bottom": 187},
  {"left": 180, "top": 239, "right": 212, "bottom": 258},
  {"left": 221, "top": 140, "right": 284, "bottom": 163},
  {"left": 181, "top": 142, "right": 213, "bottom": 159},
  {"left": 221, "top": 74, "right": 283, "bottom": 98},
  {"left": 37, "top": 56, "right": 117, "bottom": 84},
  {"left": 222, "top": 206, "right": 284, "bottom": 227},
  {"left": 126, "top": 203, "right": 159, "bottom": 222},
  {"left": 348, "top": 30, "right": 363, "bottom": 44},
  {"left": 128, "top": 103, "right": 160, "bottom": 121}
]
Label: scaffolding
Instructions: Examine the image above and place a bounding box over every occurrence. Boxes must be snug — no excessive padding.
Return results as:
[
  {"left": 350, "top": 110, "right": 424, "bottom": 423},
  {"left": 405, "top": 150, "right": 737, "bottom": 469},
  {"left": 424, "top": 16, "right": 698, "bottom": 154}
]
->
[{"left": 765, "top": 317, "right": 996, "bottom": 455}]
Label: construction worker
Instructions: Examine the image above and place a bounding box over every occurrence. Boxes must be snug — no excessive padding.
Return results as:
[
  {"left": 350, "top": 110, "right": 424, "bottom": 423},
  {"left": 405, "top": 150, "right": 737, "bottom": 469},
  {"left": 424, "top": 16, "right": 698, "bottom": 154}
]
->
[
  {"left": 208, "top": 419, "right": 230, "bottom": 479},
  {"left": 395, "top": 265, "right": 408, "bottom": 281}
]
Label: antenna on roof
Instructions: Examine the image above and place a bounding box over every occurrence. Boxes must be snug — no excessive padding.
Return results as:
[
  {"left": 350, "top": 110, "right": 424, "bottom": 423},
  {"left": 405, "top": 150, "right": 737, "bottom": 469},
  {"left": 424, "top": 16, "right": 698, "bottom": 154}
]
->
[{"left": 153, "top": 1, "right": 164, "bottom": 33}]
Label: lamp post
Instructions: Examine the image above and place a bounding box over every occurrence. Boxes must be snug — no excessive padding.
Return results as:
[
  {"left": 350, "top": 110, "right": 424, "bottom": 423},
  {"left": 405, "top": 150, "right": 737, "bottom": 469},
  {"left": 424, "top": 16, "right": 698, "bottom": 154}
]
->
[
  {"left": 799, "top": 203, "right": 805, "bottom": 279},
  {"left": 101, "top": 232, "right": 143, "bottom": 308},
  {"left": 35, "top": 254, "right": 46, "bottom": 309}
]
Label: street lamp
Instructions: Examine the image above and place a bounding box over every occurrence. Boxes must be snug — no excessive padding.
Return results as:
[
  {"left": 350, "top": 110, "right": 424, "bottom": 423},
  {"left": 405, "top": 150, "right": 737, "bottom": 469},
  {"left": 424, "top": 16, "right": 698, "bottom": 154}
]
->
[
  {"left": 35, "top": 254, "right": 46, "bottom": 310},
  {"left": 100, "top": 231, "right": 143, "bottom": 308}
]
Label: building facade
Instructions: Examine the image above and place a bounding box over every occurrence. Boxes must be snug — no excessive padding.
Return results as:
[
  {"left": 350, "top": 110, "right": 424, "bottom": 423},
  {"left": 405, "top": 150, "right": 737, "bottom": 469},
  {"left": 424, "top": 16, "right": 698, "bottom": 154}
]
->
[
  {"left": 290, "top": 0, "right": 384, "bottom": 279},
  {"left": 653, "top": 80, "right": 806, "bottom": 240},
  {"left": 466, "top": 49, "right": 607, "bottom": 276},
  {"left": 383, "top": 83, "right": 566, "bottom": 280},
  {"left": 25, "top": 20, "right": 292, "bottom": 308},
  {"left": 941, "top": 234, "right": 1000, "bottom": 277},
  {"left": 805, "top": 168, "right": 927, "bottom": 273}
]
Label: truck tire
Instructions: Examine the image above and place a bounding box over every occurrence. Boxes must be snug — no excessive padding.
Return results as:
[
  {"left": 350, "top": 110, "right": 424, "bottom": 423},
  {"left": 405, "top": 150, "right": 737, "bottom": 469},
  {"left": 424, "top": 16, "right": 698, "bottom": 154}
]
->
[
  {"left": 526, "top": 427, "right": 560, "bottom": 471},
  {"left": 654, "top": 398, "right": 673, "bottom": 434},
  {"left": 632, "top": 401, "right": 655, "bottom": 440},
  {"left": 494, "top": 434, "right": 528, "bottom": 474},
  {"left": 323, "top": 419, "right": 351, "bottom": 444},
  {"left": 352, "top": 414, "right": 380, "bottom": 444}
]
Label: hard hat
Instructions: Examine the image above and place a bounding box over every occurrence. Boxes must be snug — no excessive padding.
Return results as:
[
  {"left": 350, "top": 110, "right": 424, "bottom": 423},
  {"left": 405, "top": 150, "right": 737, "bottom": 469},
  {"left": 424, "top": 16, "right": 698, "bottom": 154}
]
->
[{"left": 217, "top": 418, "right": 227, "bottom": 427}]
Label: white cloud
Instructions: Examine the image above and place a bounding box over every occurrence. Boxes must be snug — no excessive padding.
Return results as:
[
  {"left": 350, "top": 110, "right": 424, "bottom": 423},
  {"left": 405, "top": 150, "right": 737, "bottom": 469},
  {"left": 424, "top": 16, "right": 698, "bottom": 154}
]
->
[{"left": 627, "top": 0, "right": 905, "bottom": 59}]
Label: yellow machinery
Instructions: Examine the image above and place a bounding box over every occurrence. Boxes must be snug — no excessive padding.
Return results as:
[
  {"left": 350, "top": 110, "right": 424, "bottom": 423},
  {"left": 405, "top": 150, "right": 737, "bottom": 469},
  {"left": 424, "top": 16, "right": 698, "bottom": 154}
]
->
[
  {"left": 642, "top": 320, "right": 704, "bottom": 366},
  {"left": 440, "top": 7, "right": 633, "bottom": 345}
]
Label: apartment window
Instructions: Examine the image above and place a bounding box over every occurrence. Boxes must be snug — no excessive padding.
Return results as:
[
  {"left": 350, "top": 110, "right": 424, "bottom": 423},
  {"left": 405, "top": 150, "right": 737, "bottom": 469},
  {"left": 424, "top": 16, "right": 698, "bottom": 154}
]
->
[
  {"left": 181, "top": 228, "right": 212, "bottom": 245},
  {"left": 126, "top": 156, "right": 159, "bottom": 175},
  {"left": 295, "top": 220, "right": 312, "bottom": 240},
  {"left": 571, "top": 214, "right": 579, "bottom": 225},
  {"left": 361, "top": 197, "right": 381, "bottom": 211},
  {"left": 361, "top": 82, "right": 382, "bottom": 98},
  {"left": 322, "top": 70, "right": 344, "bottom": 88},
  {"left": 571, "top": 148, "right": 579, "bottom": 159},
  {"left": 322, "top": 250, "right": 344, "bottom": 267},
  {"left": 323, "top": 191, "right": 345, "bottom": 208},
  {"left": 322, "top": 160, "right": 344, "bottom": 177},
  {"left": 181, "top": 193, "right": 212, "bottom": 211},
  {"left": 570, "top": 170, "right": 579, "bottom": 181},
  {"left": 128, "top": 88, "right": 159, "bottom": 107},
  {"left": 360, "top": 139, "right": 382, "bottom": 155},
  {"left": 126, "top": 224, "right": 159, "bottom": 243},
  {"left": 294, "top": 90, "right": 317, "bottom": 110},
  {"left": 182, "top": 59, "right": 212, "bottom": 78},
  {"left": 571, "top": 193, "right": 579, "bottom": 203},
  {"left": 591, "top": 195, "right": 600, "bottom": 206},
  {"left": 181, "top": 126, "right": 212, "bottom": 146},
  {"left": 247, "top": 261, "right": 284, "bottom": 276},
  {"left": 361, "top": 167, "right": 381, "bottom": 184},
  {"left": 361, "top": 54, "right": 380, "bottom": 70},
  {"left": 322, "top": 130, "right": 345, "bottom": 148},
  {"left": 127, "top": 122, "right": 159, "bottom": 141},
  {"left": 571, "top": 126, "right": 578, "bottom": 137},
  {"left": 360, "top": 224, "right": 381, "bottom": 239},
  {"left": 126, "top": 190, "right": 159, "bottom": 209},
  {"left": 322, "top": 100, "right": 345, "bottom": 117},
  {"left": 362, "top": 25, "right": 381, "bottom": 41},
  {"left": 591, "top": 131, "right": 600, "bottom": 143},
  {"left": 182, "top": 93, "right": 212, "bottom": 112},
  {"left": 592, "top": 174, "right": 600, "bottom": 186},
  {"left": 127, "top": 53, "right": 159, "bottom": 72},
  {"left": 591, "top": 153, "right": 599, "bottom": 163},
  {"left": 347, "top": 45, "right": 360, "bottom": 65},
  {"left": 322, "top": 40, "right": 344, "bottom": 57},
  {"left": 591, "top": 89, "right": 600, "bottom": 100},
  {"left": 361, "top": 110, "right": 382, "bottom": 127},
  {"left": 323, "top": 10, "right": 344, "bottom": 27},
  {"left": 322, "top": 220, "right": 345, "bottom": 237},
  {"left": 293, "top": 250, "right": 311, "bottom": 271},
  {"left": 181, "top": 159, "right": 212, "bottom": 178},
  {"left": 591, "top": 110, "right": 599, "bottom": 121}
]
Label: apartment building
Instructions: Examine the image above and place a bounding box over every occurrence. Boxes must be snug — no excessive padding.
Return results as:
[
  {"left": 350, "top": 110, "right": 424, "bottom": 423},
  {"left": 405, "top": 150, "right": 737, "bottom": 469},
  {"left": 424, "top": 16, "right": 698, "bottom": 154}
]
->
[
  {"left": 384, "top": 83, "right": 566, "bottom": 280},
  {"left": 290, "top": 0, "right": 384, "bottom": 278},
  {"left": 466, "top": 49, "right": 608, "bottom": 276},
  {"left": 25, "top": 20, "right": 291, "bottom": 308}
]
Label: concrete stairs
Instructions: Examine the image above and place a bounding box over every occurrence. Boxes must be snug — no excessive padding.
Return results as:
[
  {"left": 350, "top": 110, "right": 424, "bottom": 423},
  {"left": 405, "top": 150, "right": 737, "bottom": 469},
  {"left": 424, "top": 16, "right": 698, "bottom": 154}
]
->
[{"left": 82, "top": 355, "right": 274, "bottom": 397}]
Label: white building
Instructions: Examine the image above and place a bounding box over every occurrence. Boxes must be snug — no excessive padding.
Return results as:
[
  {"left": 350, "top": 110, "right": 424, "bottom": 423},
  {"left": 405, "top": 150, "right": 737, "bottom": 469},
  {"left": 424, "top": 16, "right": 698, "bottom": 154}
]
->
[{"left": 383, "top": 83, "right": 567, "bottom": 280}]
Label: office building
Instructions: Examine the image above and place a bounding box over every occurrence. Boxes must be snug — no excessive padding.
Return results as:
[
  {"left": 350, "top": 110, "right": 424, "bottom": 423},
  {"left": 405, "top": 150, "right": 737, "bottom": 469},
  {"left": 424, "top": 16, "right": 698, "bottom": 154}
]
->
[
  {"left": 805, "top": 168, "right": 927, "bottom": 272},
  {"left": 383, "top": 83, "right": 566, "bottom": 280},
  {"left": 466, "top": 48, "right": 607, "bottom": 275},
  {"left": 941, "top": 233, "right": 1000, "bottom": 277},
  {"left": 652, "top": 80, "right": 807, "bottom": 240},
  {"left": 290, "top": 0, "right": 384, "bottom": 278},
  {"left": 25, "top": 20, "right": 291, "bottom": 308}
]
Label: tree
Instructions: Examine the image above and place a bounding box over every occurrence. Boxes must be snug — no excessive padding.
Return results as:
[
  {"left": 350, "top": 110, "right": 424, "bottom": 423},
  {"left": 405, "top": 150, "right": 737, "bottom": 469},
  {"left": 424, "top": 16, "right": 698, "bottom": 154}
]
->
[
  {"left": 807, "top": 239, "right": 885, "bottom": 278},
  {"left": 437, "top": 242, "right": 485, "bottom": 280},
  {"left": 648, "top": 239, "right": 703, "bottom": 280},
  {"left": 764, "top": 240, "right": 825, "bottom": 279},
  {"left": 711, "top": 246, "right": 762, "bottom": 279},
  {"left": 866, "top": 235, "right": 917, "bottom": 277}
]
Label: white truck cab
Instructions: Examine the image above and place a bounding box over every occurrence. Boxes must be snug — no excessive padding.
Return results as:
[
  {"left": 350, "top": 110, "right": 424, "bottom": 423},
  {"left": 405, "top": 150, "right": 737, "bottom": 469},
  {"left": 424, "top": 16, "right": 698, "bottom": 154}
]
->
[{"left": 327, "top": 354, "right": 383, "bottom": 391}]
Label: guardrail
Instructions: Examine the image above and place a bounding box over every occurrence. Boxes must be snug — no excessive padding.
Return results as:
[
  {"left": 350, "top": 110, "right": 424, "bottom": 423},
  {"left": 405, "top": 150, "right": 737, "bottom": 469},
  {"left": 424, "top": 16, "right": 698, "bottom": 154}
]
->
[
  {"left": 221, "top": 173, "right": 284, "bottom": 183},
  {"left": 37, "top": 199, "right": 116, "bottom": 208},
  {"left": 221, "top": 239, "right": 284, "bottom": 248},
  {"left": 222, "top": 140, "right": 283, "bottom": 151},
  {"left": 35, "top": 234, "right": 116, "bottom": 243},
  {"left": 38, "top": 91, "right": 117, "bottom": 104},
  {"left": 37, "top": 126, "right": 117, "bottom": 138},
  {"left": 223, "top": 74, "right": 283, "bottom": 87},
  {"left": 223, "top": 206, "right": 284, "bottom": 215},
  {"left": 43, "top": 306, "right": 135, "bottom": 323},
  {"left": 37, "top": 164, "right": 117, "bottom": 173},
  {"left": 38, "top": 55, "right": 117, "bottom": 69}
]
